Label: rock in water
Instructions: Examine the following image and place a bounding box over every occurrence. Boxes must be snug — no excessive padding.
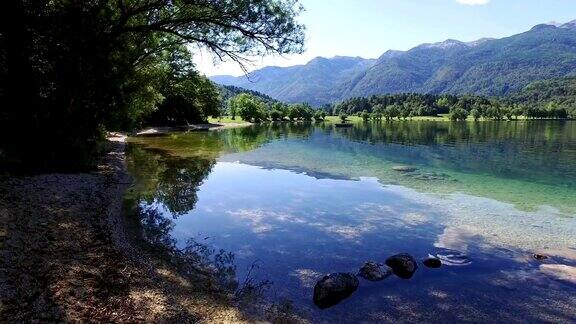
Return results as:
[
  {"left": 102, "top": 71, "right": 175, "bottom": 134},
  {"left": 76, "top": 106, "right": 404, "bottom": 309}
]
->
[
  {"left": 423, "top": 256, "right": 442, "bottom": 268},
  {"left": 434, "top": 249, "right": 472, "bottom": 266},
  {"left": 358, "top": 261, "right": 392, "bottom": 281},
  {"left": 533, "top": 253, "right": 548, "bottom": 261},
  {"left": 385, "top": 253, "right": 418, "bottom": 279},
  {"left": 313, "top": 273, "right": 359, "bottom": 309},
  {"left": 392, "top": 165, "right": 418, "bottom": 173}
]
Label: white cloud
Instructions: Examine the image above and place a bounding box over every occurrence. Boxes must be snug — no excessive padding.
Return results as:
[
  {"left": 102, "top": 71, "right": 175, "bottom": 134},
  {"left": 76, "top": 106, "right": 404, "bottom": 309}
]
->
[{"left": 456, "top": 0, "right": 490, "bottom": 5}]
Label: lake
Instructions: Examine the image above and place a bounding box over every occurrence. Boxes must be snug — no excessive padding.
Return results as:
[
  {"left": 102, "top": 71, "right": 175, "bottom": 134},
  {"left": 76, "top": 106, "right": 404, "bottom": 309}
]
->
[{"left": 126, "top": 121, "right": 576, "bottom": 322}]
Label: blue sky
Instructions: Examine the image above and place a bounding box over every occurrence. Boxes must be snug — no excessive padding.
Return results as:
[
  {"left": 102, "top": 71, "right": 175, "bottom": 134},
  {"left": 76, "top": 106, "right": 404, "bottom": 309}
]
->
[{"left": 194, "top": 0, "right": 576, "bottom": 76}]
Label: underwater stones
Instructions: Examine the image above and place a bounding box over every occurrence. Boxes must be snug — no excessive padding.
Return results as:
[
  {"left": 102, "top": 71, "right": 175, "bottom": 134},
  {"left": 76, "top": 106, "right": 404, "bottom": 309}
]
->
[
  {"left": 313, "top": 273, "right": 359, "bottom": 309},
  {"left": 392, "top": 166, "right": 452, "bottom": 182},
  {"left": 423, "top": 256, "right": 442, "bottom": 268},
  {"left": 385, "top": 253, "right": 418, "bottom": 279},
  {"left": 533, "top": 253, "right": 548, "bottom": 261},
  {"left": 358, "top": 261, "right": 392, "bottom": 281},
  {"left": 392, "top": 165, "right": 418, "bottom": 173},
  {"left": 414, "top": 172, "right": 447, "bottom": 181},
  {"left": 434, "top": 249, "right": 472, "bottom": 266}
]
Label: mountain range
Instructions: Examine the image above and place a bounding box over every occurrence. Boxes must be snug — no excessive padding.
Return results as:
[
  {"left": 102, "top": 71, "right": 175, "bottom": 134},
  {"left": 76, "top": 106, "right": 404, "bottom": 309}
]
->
[{"left": 210, "top": 21, "right": 576, "bottom": 106}]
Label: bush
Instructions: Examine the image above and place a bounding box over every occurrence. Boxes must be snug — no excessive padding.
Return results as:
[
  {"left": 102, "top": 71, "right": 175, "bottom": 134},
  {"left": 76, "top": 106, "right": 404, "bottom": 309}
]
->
[
  {"left": 314, "top": 111, "right": 326, "bottom": 121},
  {"left": 229, "top": 93, "right": 267, "bottom": 123},
  {"left": 269, "top": 110, "right": 283, "bottom": 121},
  {"left": 449, "top": 107, "right": 469, "bottom": 121}
]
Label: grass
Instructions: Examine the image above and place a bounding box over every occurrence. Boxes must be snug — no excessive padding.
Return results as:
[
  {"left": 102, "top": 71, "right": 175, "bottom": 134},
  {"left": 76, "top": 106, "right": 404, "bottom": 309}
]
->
[{"left": 208, "top": 116, "right": 249, "bottom": 124}]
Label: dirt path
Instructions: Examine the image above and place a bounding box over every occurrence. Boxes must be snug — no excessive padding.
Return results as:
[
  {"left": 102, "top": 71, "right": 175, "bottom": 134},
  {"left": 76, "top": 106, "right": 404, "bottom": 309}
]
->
[{"left": 0, "top": 135, "right": 254, "bottom": 323}]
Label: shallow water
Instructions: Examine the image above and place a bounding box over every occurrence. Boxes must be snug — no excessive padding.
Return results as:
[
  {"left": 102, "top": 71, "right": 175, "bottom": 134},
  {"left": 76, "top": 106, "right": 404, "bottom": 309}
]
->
[{"left": 126, "top": 121, "right": 576, "bottom": 322}]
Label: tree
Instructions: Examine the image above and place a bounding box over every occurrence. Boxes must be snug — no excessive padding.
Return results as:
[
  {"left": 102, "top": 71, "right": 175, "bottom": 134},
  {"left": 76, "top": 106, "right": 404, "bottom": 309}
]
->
[
  {"left": 314, "top": 111, "right": 326, "bottom": 121},
  {"left": 287, "top": 103, "right": 313, "bottom": 121},
  {"left": 503, "top": 107, "right": 514, "bottom": 121},
  {"left": 269, "top": 110, "right": 283, "bottom": 121},
  {"left": 229, "top": 94, "right": 267, "bottom": 123},
  {"left": 361, "top": 110, "right": 370, "bottom": 121},
  {"left": 485, "top": 106, "right": 503, "bottom": 120},
  {"left": 0, "top": 0, "right": 305, "bottom": 170},
  {"left": 470, "top": 108, "right": 482, "bottom": 121},
  {"left": 449, "top": 107, "right": 469, "bottom": 121},
  {"left": 147, "top": 49, "right": 221, "bottom": 126},
  {"left": 339, "top": 113, "right": 349, "bottom": 123},
  {"left": 512, "top": 106, "right": 524, "bottom": 119},
  {"left": 389, "top": 104, "right": 402, "bottom": 120},
  {"left": 271, "top": 102, "right": 289, "bottom": 119}
]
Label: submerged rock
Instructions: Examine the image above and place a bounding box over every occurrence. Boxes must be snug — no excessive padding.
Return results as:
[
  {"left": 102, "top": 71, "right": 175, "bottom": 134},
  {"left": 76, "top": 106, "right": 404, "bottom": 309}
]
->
[
  {"left": 423, "top": 256, "right": 442, "bottom": 268},
  {"left": 385, "top": 253, "right": 418, "bottom": 279},
  {"left": 392, "top": 165, "right": 418, "bottom": 173},
  {"left": 313, "top": 273, "right": 359, "bottom": 309},
  {"left": 358, "top": 261, "right": 392, "bottom": 281},
  {"left": 434, "top": 249, "right": 472, "bottom": 266},
  {"left": 533, "top": 253, "right": 548, "bottom": 261}
]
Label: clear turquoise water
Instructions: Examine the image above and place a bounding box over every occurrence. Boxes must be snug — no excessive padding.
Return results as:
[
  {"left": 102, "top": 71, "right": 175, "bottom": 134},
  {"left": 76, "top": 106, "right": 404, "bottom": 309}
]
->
[{"left": 127, "top": 121, "right": 576, "bottom": 322}]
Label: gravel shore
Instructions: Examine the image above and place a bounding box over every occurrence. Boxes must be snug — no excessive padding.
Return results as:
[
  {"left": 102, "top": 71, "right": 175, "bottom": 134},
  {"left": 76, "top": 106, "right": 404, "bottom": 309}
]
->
[{"left": 0, "top": 135, "right": 253, "bottom": 322}]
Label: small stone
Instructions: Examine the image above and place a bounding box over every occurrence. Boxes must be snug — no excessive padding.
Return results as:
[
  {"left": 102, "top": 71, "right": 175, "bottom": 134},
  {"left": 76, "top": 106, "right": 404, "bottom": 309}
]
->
[
  {"left": 385, "top": 253, "right": 418, "bottom": 279},
  {"left": 313, "top": 273, "right": 359, "bottom": 309},
  {"left": 423, "top": 257, "right": 442, "bottom": 268},
  {"left": 358, "top": 261, "right": 392, "bottom": 281},
  {"left": 533, "top": 253, "right": 548, "bottom": 261},
  {"left": 434, "top": 249, "right": 472, "bottom": 266}
]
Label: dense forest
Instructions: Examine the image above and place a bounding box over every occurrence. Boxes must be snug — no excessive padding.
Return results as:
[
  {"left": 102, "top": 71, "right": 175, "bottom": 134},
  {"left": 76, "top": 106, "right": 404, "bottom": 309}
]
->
[
  {"left": 328, "top": 77, "right": 576, "bottom": 121},
  {"left": 220, "top": 76, "right": 576, "bottom": 123},
  {"left": 218, "top": 85, "right": 279, "bottom": 106},
  {"left": 0, "top": 0, "right": 305, "bottom": 171}
]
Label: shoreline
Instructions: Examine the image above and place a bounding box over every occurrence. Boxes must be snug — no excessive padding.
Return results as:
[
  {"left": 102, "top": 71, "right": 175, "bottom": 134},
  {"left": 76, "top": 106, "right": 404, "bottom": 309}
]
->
[
  {"left": 136, "top": 122, "right": 252, "bottom": 137},
  {"left": 0, "top": 134, "right": 256, "bottom": 322},
  {"left": 133, "top": 119, "right": 575, "bottom": 139}
]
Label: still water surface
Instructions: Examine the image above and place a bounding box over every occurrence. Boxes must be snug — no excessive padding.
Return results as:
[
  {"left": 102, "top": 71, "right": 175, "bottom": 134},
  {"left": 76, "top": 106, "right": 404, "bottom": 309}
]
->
[{"left": 127, "top": 121, "right": 576, "bottom": 322}]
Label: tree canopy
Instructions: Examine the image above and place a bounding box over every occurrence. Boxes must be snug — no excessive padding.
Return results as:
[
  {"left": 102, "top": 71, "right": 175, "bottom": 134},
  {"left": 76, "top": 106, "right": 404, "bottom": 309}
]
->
[{"left": 0, "top": 0, "right": 305, "bottom": 171}]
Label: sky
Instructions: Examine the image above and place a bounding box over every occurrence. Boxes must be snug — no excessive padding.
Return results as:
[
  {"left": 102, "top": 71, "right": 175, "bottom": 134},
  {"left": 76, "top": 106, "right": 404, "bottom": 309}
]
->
[{"left": 193, "top": 0, "right": 576, "bottom": 77}]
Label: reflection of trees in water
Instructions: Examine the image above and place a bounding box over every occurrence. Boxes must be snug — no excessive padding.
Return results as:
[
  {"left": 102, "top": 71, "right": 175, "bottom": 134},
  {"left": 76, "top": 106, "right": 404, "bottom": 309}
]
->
[
  {"left": 333, "top": 121, "right": 576, "bottom": 183},
  {"left": 221, "top": 123, "right": 314, "bottom": 152},
  {"left": 154, "top": 157, "right": 215, "bottom": 215},
  {"left": 179, "top": 237, "right": 238, "bottom": 292},
  {"left": 138, "top": 205, "right": 270, "bottom": 297},
  {"left": 138, "top": 206, "right": 238, "bottom": 291},
  {"left": 127, "top": 144, "right": 215, "bottom": 215},
  {"left": 127, "top": 143, "right": 272, "bottom": 297},
  {"left": 338, "top": 120, "right": 574, "bottom": 147},
  {"left": 140, "top": 206, "right": 176, "bottom": 249}
]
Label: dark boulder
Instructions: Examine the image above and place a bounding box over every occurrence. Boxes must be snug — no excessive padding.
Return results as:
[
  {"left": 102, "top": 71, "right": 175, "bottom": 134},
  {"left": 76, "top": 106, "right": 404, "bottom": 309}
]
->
[
  {"left": 313, "top": 273, "right": 359, "bottom": 309},
  {"left": 385, "top": 253, "right": 418, "bottom": 279},
  {"left": 358, "top": 261, "right": 392, "bottom": 281},
  {"left": 423, "top": 257, "right": 442, "bottom": 268},
  {"left": 533, "top": 253, "right": 548, "bottom": 261}
]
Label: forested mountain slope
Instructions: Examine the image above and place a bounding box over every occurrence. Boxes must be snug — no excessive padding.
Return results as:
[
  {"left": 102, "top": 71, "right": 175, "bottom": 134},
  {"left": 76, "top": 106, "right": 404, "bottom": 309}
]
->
[{"left": 211, "top": 21, "right": 576, "bottom": 106}]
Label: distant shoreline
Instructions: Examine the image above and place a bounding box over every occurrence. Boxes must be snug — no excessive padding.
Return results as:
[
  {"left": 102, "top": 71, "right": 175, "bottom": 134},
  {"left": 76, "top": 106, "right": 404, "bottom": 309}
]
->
[
  {"left": 132, "top": 117, "right": 575, "bottom": 139},
  {"left": 135, "top": 121, "right": 252, "bottom": 137}
]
